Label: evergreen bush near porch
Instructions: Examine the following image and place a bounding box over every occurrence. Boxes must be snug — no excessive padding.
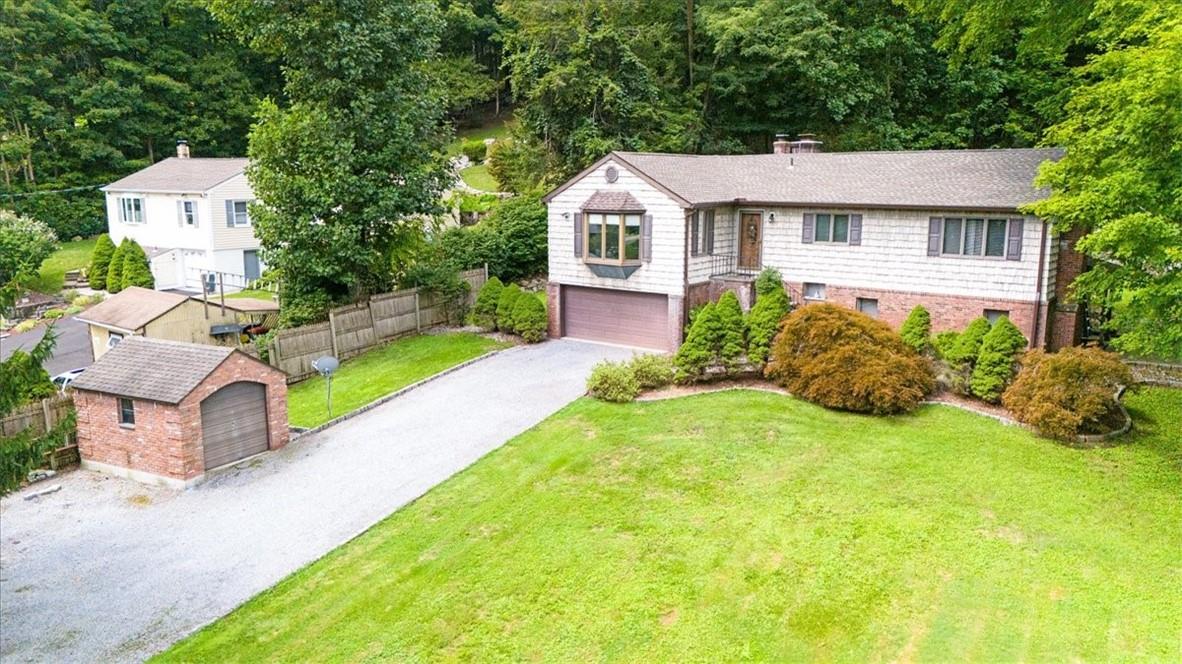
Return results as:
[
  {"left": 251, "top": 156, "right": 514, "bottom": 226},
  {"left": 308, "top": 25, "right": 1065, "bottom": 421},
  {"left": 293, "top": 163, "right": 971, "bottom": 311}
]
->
[
  {"left": 969, "top": 316, "right": 1027, "bottom": 402},
  {"left": 495, "top": 283, "right": 522, "bottom": 332},
  {"left": 119, "top": 240, "right": 154, "bottom": 290},
  {"left": 900, "top": 305, "right": 931, "bottom": 353},
  {"left": 87, "top": 234, "right": 115, "bottom": 291},
  {"left": 471, "top": 276, "right": 503, "bottom": 331},
  {"left": 104, "top": 239, "right": 128, "bottom": 293},
  {"left": 746, "top": 268, "right": 791, "bottom": 366},
  {"left": 510, "top": 292, "right": 547, "bottom": 343}
]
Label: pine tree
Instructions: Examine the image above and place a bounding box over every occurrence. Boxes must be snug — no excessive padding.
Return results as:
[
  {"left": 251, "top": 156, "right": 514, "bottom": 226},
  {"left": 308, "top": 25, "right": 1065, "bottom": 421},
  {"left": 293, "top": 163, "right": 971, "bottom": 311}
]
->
[
  {"left": 105, "top": 239, "right": 128, "bottom": 294},
  {"left": 970, "top": 316, "right": 1028, "bottom": 402},
  {"left": 746, "top": 278, "right": 791, "bottom": 366},
  {"left": 899, "top": 305, "right": 931, "bottom": 353},
  {"left": 472, "top": 277, "right": 504, "bottom": 330},
  {"left": 120, "top": 240, "right": 155, "bottom": 289},
  {"left": 87, "top": 234, "right": 115, "bottom": 291}
]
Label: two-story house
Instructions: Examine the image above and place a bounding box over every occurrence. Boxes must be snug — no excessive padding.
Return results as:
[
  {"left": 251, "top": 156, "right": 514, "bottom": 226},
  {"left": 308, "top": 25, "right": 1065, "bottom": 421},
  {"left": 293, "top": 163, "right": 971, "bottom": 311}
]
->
[
  {"left": 543, "top": 135, "right": 1082, "bottom": 353},
  {"left": 101, "top": 141, "right": 263, "bottom": 292}
]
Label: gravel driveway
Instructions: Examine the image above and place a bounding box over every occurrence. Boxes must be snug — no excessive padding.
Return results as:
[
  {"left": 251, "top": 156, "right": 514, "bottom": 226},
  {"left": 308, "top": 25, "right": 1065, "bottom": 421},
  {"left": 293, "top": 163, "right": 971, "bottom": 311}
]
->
[{"left": 0, "top": 339, "right": 634, "bottom": 663}]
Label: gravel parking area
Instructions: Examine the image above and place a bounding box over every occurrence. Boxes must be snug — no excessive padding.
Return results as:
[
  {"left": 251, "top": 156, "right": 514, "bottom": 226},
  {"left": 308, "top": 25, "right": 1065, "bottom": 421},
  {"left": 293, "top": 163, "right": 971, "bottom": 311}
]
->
[{"left": 0, "top": 339, "right": 634, "bottom": 663}]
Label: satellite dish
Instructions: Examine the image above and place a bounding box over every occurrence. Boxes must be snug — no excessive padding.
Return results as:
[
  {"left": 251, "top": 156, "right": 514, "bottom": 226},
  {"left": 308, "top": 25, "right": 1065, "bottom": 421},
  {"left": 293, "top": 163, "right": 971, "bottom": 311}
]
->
[{"left": 313, "top": 355, "right": 339, "bottom": 377}]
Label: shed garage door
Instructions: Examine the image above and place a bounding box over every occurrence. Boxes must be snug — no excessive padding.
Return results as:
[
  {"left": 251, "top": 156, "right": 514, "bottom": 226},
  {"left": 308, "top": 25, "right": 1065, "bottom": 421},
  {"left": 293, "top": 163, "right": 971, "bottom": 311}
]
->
[
  {"left": 562, "top": 286, "right": 670, "bottom": 350},
  {"left": 200, "top": 381, "right": 269, "bottom": 470}
]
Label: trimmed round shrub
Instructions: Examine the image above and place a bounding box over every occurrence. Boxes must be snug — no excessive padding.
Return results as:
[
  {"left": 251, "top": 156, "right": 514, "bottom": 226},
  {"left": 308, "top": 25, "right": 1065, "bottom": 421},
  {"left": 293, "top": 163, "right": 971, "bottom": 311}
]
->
[
  {"left": 88, "top": 233, "right": 115, "bottom": 291},
  {"left": 675, "top": 302, "right": 717, "bottom": 382},
  {"left": 715, "top": 292, "right": 746, "bottom": 367},
  {"left": 969, "top": 316, "right": 1028, "bottom": 402},
  {"left": 586, "top": 360, "right": 640, "bottom": 402},
  {"left": 472, "top": 276, "right": 504, "bottom": 330},
  {"left": 1002, "top": 347, "right": 1133, "bottom": 440},
  {"left": 120, "top": 239, "right": 154, "bottom": 289},
  {"left": 495, "top": 283, "right": 522, "bottom": 332},
  {"left": 460, "top": 139, "right": 487, "bottom": 164},
  {"left": 105, "top": 239, "right": 128, "bottom": 293},
  {"left": 630, "top": 353, "right": 674, "bottom": 389},
  {"left": 746, "top": 278, "right": 790, "bottom": 366},
  {"left": 900, "top": 305, "right": 931, "bottom": 353},
  {"left": 511, "top": 292, "right": 547, "bottom": 343},
  {"left": 931, "top": 330, "right": 960, "bottom": 360},
  {"left": 753, "top": 267, "right": 784, "bottom": 298},
  {"left": 765, "top": 303, "right": 934, "bottom": 414},
  {"left": 42, "top": 308, "right": 65, "bottom": 319},
  {"left": 947, "top": 317, "right": 990, "bottom": 366}
]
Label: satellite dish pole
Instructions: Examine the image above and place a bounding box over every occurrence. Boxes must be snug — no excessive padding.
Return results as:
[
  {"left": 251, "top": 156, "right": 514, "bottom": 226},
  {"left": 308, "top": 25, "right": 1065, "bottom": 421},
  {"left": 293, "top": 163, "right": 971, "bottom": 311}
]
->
[{"left": 312, "top": 355, "right": 340, "bottom": 419}]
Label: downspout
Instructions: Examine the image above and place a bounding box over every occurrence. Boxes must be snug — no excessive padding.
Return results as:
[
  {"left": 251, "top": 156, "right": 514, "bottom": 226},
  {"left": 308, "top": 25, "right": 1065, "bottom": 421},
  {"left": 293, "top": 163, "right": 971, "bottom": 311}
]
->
[
  {"left": 1031, "top": 218, "right": 1049, "bottom": 349},
  {"left": 682, "top": 208, "right": 692, "bottom": 329}
]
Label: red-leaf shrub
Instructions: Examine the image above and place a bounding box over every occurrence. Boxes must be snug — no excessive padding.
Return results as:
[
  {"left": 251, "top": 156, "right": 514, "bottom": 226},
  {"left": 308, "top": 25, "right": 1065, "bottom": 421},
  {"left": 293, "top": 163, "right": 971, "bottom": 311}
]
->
[{"left": 1002, "top": 347, "right": 1133, "bottom": 440}]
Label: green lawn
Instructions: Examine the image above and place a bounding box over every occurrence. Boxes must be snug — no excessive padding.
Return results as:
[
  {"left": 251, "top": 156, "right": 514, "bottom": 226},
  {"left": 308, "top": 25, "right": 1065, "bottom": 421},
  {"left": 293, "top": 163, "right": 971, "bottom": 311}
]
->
[
  {"left": 286, "top": 332, "right": 509, "bottom": 428},
  {"left": 31, "top": 236, "right": 97, "bottom": 293},
  {"left": 224, "top": 288, "right": 277, "bottom": 301},
  {"left": 446, "top": 116, "right": 512, "bottom": 157},
  {"left": 162, "top": 387, "right": 1182, "bottom": 662},
  {"left": 459, "top": 163, "right": 498, "bottom": 191}
]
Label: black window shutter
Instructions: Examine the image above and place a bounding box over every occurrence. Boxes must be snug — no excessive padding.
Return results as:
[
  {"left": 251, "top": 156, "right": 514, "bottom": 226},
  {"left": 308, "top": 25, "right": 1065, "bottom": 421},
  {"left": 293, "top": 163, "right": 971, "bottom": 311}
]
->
[
  {"left": 641, "top": 214, "right": 653, "bottom": 262},
  {"left": 849, "top": 214, "right": 863, "bottom": 246},
  {"left": 802, "top": 213, "right": 815, "bottom": 244},
  {"left": 573, "top": 212, "right": 583, "bottom": 257},
  {"left": 225, "top": 200, "right": 235, "bottom": 227},
  {"left": 927, "top": 217, "right": 942, "bottom": 256},
  {"left": 1006, "top": 218, "right": 1024, "bottom": 261},
  {"left": 690, "top": 211, "right": 700, "bottom": 256}
]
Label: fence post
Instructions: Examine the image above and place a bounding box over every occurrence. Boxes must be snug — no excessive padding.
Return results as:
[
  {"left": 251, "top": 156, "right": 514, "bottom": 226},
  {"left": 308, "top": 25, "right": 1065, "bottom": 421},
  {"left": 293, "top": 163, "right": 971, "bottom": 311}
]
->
[
  {"left": 414, "top": 290, "right": 422, "bottom": 332},
  {"left": 328, "top": 309, "right": 340, "bottom": 358},
  {"left": 270, "top": 333, "right": 282, "bottom": 369},
  {"left": 41, "top": 397, "right": 52, "bottom": 436}
]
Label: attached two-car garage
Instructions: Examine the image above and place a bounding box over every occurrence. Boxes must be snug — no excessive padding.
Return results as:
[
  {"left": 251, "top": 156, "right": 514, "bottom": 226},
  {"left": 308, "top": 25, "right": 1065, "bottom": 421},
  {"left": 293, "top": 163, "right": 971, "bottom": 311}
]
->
[{"left": 560, "top": 285, "right": 671, "bottom": 351}]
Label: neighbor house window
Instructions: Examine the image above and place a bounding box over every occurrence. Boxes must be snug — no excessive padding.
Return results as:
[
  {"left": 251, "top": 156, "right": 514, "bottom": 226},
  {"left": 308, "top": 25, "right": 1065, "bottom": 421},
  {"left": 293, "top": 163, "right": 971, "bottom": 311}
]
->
[
  {"left": 813, "top": 213, "right": 850, "bottom": 243},
  {"left": 119, "top": 197, "right": 145, "bottom": 224},
  {"left": 180, "top": 200, "right": 197, "bottom": 226},
  {"left": 984, "top": 309, "right": 1010, "bottom": 324},
  {"left": 231, "top": 201, "right": 250, "bottom": 227},
  {"left": 107, "top": 332, "right": 123, "bottom": 348},
  {"left": 942, "top": 218, "right": 1009, "bottom": 257},
  {"left": 118, "top": 398, "right": 135, "bottom": 426},
  {"left": 857, "top": 297, "right": 879, "bottom": 317},
  {"left": 690, "top": 209, "right": 716, "bottom": 256},
  {"left": 804, "top": 283, "right": 826, "bottom": 300},
  {"left": 585, "top": 212, "right": 641, "bottom": 263}
]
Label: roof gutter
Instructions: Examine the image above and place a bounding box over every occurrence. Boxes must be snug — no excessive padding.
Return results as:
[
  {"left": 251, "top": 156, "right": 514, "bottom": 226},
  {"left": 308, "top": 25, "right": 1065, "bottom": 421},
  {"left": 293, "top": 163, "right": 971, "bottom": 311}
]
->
[
  {"left": 687, "top": 199, "right": 1028, "bottom": 214},
  {"left": 73, "top": 318, "right": 139, "bottom": 335}
]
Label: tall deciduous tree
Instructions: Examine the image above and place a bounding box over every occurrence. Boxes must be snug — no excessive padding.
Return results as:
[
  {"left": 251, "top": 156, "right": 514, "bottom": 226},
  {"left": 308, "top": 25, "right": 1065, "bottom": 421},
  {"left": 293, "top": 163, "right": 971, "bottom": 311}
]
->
[{"left": 211, "top": 0, "right": 452, "bottom": 324}]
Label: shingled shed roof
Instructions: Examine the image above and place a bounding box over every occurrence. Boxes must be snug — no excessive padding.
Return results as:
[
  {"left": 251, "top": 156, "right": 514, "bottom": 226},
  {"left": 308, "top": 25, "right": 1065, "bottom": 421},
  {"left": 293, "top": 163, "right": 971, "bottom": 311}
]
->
[
  {"left": 103, "top": 157, "right": 247, "bottom": 193},
  {"left": 76, "top": 287, "right": 189, "bottom": 333},
  {"left": 581, "top": 190, "right": 646, "bottom": 211},
  {"left": 547, "top": 148, "right": 1063, "bottom": 212},
  {"left": 70, "top": 337, "right": 236, "bottom": 404}
]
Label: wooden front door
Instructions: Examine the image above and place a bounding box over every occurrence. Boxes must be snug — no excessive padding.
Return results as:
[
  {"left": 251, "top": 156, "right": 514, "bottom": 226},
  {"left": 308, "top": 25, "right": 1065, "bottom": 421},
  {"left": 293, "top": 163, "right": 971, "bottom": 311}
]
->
[{"left": 739, "top": 212, "right": 762, "bottom": 270}]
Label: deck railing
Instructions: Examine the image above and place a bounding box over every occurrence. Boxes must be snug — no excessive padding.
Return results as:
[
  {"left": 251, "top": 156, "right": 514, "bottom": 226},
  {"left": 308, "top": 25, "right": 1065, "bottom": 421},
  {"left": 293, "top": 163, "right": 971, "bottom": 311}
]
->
[{"left": 708, "top": 252, "right": 763, "bottom": 277}]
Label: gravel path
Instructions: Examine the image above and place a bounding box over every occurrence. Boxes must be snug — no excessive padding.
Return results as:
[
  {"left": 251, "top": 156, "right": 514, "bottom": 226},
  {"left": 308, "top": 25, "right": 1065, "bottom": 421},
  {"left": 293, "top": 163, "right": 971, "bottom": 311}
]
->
[{"left": 0, "top": 339, "right": 634, "bottom": 663}]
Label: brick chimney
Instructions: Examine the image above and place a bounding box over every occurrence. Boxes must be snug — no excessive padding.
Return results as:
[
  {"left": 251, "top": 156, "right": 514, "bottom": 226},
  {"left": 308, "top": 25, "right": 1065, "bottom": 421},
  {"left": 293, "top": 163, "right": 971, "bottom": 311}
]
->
[
  {"left": 790, "top": 133, "right": 822, "bottom": 153},
  {"left": 176, "top": 139, "right": 190, "bottom": 159},
  {"left": 772, "top": 133, "right": 792, "bottom": 154}
]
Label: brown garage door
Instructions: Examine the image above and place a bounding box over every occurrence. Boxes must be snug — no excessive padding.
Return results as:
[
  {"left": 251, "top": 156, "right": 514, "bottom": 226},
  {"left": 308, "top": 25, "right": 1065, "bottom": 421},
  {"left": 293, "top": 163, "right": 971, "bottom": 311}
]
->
[
  {"left": 200, "top": 381, "right": 269, "bottom": 470},
  {"left": 562, "top": 286, "right": 670, "bottom": 350}
]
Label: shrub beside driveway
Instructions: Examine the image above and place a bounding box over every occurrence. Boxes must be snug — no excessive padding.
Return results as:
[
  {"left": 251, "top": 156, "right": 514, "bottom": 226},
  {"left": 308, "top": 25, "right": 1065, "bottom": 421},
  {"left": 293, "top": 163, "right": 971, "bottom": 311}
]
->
[{"left": 286, "top": 332, "right": 510, "bottom": 428}]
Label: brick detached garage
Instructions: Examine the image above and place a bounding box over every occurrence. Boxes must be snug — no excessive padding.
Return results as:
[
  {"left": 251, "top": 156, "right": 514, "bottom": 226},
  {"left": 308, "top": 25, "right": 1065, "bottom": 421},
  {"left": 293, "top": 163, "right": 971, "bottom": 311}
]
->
[{"left": 71, "top": 336, "right": 288, "bottom": 488}]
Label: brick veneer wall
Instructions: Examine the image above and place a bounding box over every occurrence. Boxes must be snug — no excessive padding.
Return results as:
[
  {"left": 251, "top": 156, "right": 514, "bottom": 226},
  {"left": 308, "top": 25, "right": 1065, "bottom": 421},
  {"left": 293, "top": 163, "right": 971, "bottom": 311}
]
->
[
  {"left": 1048, "top": 228, "right": 1087, "bottom": 350},
  {"left": 75, "top": 351, "right": 288, "bottom": 485}
]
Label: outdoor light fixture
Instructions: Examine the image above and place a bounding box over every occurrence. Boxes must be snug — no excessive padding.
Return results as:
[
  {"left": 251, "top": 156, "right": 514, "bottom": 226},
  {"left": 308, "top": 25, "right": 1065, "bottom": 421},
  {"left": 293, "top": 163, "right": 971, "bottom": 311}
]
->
[{"left": 768, "top": 212, "right": 776, "bottom": 223}]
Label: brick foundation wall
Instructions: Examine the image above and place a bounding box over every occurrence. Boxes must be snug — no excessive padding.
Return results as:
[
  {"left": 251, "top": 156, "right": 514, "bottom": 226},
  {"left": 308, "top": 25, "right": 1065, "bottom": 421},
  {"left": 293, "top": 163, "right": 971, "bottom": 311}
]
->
[
  {"left": 1048, "top": 228, "right": 1087, "bottom": 350},
  {"left": 547, "top": 282, "right": 562, "bottom": 339},
  {"left": 687, "top": 279, "right": 755, "bottom": 312}
]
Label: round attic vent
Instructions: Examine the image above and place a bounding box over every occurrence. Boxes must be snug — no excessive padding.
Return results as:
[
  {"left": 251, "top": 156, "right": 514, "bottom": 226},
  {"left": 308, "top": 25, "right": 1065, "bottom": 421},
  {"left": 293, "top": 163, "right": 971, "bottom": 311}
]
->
[{"left": 604, "top": 166, "right": 619, "bottom": 183}]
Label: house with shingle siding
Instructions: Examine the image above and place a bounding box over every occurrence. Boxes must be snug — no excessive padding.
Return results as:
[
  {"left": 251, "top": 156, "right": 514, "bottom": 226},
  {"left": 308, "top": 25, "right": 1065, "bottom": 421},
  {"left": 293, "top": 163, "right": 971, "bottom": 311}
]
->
[
  {"left": 543, "top": 135, "right": 1082, "bottom": 352},
  {"left": 101, "top": 141, "right": 262, "bottom": 291}
]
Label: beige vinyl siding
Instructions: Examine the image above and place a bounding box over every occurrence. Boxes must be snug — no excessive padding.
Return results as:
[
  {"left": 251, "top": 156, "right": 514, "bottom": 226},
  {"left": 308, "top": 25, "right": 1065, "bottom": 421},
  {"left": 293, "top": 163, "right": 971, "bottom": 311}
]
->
[
  {"left": 686, "top": 206, "right": 738, "bottom": 284},
  {"left": 144, "top": 300, "right": 240, "bottom": 346},
  {"left": 209, "top": 173, "right": 261, "bottom": 251},
  {"left": 548, "top": 160, "right": 687, "bottom": 296},
  {"left": 761, "top": 207, "right": 1046, "bottom": 302}
]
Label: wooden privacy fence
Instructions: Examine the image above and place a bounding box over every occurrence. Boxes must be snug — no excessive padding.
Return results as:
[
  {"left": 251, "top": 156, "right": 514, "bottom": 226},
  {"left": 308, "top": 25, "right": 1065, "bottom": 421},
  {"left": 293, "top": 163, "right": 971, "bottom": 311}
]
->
[
  {"left": 1, "top": 394, "right": 79, "bottom": 470},
  {"left": 269, "top": 267, "right": 488, "bottom": 382}
]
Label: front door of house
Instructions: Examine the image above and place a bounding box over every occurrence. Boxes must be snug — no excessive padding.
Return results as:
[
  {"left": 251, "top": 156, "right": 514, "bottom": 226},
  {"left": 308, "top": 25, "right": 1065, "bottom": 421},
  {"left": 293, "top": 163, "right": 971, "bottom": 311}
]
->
[
  {"left": 739, "top": 212, "right": 762, "bottom": 270},
  {"left": 243, "top": 250, "right": 261, "bottom": 281}
]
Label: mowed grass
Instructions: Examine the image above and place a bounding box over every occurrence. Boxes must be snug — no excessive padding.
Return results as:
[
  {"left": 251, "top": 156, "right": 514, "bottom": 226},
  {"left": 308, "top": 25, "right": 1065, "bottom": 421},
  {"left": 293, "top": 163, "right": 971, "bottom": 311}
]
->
[
  {"left": 225, "top": 288, "right": 277, "bottom": 301},
  {"left": 459, "top": 162, "right": 498, "bottom": 191},
  {"left": 30, "top": 236, "right": 97, "bottom": 293},
  {"left": 162, "top": 387, "right": 1182, "bottom": 662},
  {"left": 285, "top": 332, "right": 509, "bottom": 428}
]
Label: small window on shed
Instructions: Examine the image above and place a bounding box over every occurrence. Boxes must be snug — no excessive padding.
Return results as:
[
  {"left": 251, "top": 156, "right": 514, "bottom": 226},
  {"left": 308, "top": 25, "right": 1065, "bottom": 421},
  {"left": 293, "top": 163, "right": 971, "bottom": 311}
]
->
[
  {"left": 118, "top": 398, "right": 135, "bottom": 426},
  {"left": 856, "top": 297, "right": 879, "bottom": 318},
  {"left": 984, "top": 309, "right": 1009, "bottom": 325},
  {"left": 107, "top": 333, "right": 123, "bottom": 349},
  {"left": 804, "top": 283, "right": 826, "bottom": 301}
]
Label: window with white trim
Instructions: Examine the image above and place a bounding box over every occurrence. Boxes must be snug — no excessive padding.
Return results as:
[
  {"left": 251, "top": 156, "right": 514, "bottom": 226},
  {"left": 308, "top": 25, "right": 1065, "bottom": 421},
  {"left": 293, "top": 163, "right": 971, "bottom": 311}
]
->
[
  {"left": 107, "top": 332, "right": 123, "bottom": 348},
  {"left": 941, "top": 217, "right": 1009, "bottom": 257},
  {"left": 180, "top": 200, "right": 197, "bottom": 226},
  {"left": 231, "top": 200, "right": 251, "bottom": 227},
  {"left": 118, "top": 397, "right": 135, "bottom": 427},
  {"left": 813, "top": 213, "right": 850, "bottom": 243},
  {"left": 585, "top": 212, "right": 642, "bottom": 263},
  {"left": 804, "top": 283, "right": 826, "bottom": 300},
  {"left": 119, "top": 197, "right": 145, "bottom": 224},
  {"left": 690, "top": 209, "right": 716, "bottom": 256}
]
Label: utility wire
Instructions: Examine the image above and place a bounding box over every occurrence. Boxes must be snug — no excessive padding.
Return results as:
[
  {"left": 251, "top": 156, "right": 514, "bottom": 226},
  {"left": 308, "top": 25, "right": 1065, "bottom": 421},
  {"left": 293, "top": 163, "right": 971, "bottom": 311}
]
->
[{"left": 1, "top": 184, "right": 103, "bottom": 198}]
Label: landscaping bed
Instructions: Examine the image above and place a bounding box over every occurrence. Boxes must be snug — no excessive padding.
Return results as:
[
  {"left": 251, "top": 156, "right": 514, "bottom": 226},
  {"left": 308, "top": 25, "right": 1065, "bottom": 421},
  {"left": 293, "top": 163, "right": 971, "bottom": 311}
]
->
[{"left": 161, "top": 387, "right": 1182, "bottom": 661}]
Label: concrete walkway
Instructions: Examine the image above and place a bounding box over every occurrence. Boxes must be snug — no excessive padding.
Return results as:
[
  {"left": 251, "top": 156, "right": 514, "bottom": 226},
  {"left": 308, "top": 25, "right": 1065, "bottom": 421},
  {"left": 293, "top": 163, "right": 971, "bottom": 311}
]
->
[{"left": 0, "top": 340, "right": 634, "bottom": 663}]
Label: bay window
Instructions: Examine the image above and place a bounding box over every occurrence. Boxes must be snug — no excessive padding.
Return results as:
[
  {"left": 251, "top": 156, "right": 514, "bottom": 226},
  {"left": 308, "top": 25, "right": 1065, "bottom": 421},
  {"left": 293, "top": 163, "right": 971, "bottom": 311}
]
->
[{"left": 586, "top": 212, "right": 642, "bottom": 263}]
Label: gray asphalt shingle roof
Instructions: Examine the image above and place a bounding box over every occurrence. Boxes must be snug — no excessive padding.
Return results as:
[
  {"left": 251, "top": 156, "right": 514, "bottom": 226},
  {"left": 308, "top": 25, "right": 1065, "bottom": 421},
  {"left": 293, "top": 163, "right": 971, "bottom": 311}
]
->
[
  {"left": 582, "top": 190, "right": 646, "bottom": 211},
  {"left": 71, "top": 336, "right": 234, "bottom": 404},
  {"left": 592, "top": 148, "right": 1062, "bottom": 211},
  {"left": 103, "top": 157, "right": 247, "bottom": 193},
  {"left": 75, "top": 287, "right": 189, "bottom": 332}
]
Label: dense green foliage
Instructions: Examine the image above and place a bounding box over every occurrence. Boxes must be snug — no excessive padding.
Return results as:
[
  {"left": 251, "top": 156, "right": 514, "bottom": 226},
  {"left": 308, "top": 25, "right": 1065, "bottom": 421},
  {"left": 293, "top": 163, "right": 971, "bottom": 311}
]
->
[
  {"left": 969, "top": 316, "right": 1028, "bottom": 402},
  {"left": 585, "top": 360, "right": 640, "bottom": 403},
  {"left": 932, "top": 330, "right": 960, "bottom": 360},
  {"left": 495, "top": 283, "right": 522, "bottom": 332},
  {"left": 401, "top": 261, "right": 471, "bottom": 325},
  {"left": 471, "top": 276, "right": 504, "bottom": 330},
  {"left": 766, "top": 303, "right": 934, "bottom": 414},
  {"left": 0, "top": 321, "right": 62, "bottom": 495},
  {"left": 0, "top": 210, "right": 57, "bottom": 286},
  {"left": 629, "top": 354, "right": 675, "bottom": 390},
  {"left": 1003, "top": 347, "right": 1134, "bottom": 440},
  {"left": 87, "top": 234, "right": 115, "bottom": 291},
  {"left": 673, "top": 292, "right": 746, "bottom": 383},
  {"left": 746, "top": 269, "right": 791, "bottom": 366},
  {"left": 104, "top": 239, "right": 128, "bottom": 294},
  {"left": 510, "top": 292, "right": 547, "bottom": 343},
  {"left": 429, "top": 196, "right": 548, "bottom": 282},
  {"left": 211, "top": 0, "right": 452, "bottom": 324},
  {"left": 947, "top": 317, "right": 991, "bottom": 367},
  {"left": 118, "top": 239, "right": 154, "bottom": 290},
  {"left": 899, "top": 305, "right": 932, "bottom": 353}
]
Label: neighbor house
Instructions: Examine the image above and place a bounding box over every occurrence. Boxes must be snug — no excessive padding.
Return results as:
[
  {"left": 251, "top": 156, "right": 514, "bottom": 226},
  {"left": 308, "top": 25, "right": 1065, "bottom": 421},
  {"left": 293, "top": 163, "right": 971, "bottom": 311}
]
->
[
  {"left": 101, "top": 140, "right": 263, "bottom": 291},
  {"left": 77, "top": 286, "right": 278, "bottom": 359},
  {"left": 543, "top": 136, "right": 1082, "bottom": 352}
]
